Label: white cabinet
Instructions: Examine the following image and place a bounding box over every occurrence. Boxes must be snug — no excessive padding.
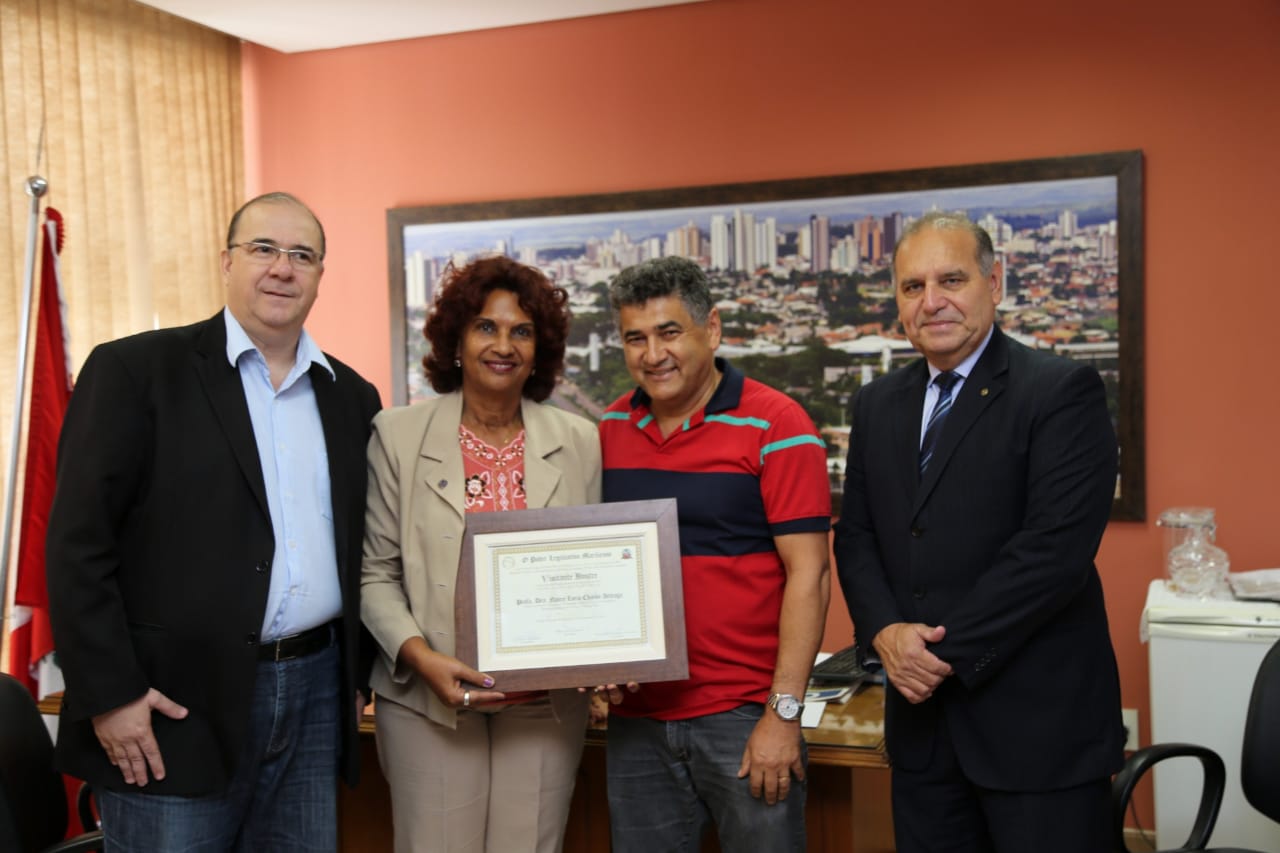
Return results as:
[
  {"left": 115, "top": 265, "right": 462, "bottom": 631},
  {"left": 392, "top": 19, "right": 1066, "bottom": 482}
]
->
[{"left": 1143, "top": 580, "right": 1280, "bottom": 850}]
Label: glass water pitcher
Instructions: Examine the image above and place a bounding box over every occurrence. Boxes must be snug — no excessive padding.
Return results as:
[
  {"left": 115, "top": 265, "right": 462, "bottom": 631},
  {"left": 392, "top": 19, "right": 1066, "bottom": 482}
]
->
[{"left": 1156, "top": 507, "right": 1231, "bottom": 599}]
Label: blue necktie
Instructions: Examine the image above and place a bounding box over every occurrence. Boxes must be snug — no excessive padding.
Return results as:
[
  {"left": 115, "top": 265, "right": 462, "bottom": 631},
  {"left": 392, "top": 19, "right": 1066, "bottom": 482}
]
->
[{"left": 919, "top": 371, "right": 959, "bottom": 476}]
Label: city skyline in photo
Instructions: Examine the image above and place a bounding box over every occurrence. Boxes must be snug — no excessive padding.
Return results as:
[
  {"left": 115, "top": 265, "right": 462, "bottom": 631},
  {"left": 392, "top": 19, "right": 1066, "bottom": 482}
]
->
[{"left": 401, "top": 176, "right": 1117, "bottom": 268}]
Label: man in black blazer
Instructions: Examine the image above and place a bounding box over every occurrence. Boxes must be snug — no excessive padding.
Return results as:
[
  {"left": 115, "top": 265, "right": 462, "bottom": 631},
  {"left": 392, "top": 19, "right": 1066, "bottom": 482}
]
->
[
  {"left": 833, "top": 212, "right": 1123, "bottom": 852},
  {"left": 46, "top": 192, "right": 381, "bottom": 852}
]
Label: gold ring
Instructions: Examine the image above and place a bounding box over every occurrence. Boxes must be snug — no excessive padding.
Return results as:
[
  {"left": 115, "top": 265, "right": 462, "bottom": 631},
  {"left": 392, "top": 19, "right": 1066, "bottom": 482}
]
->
[{"left": 463, "top": 690, "right": 471, "bottom": 707}]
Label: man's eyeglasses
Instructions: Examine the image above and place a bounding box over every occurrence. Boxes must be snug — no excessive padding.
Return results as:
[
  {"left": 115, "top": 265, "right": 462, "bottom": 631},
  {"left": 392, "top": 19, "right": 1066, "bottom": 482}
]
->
[{"left": 230, "top": 241, "right": 322, "bottom": 270}]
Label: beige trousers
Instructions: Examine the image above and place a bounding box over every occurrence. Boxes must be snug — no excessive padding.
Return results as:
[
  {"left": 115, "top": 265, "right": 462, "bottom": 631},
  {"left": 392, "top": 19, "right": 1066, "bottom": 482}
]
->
[{"left": 374, "top": 695, "right": 589, "bottom": 853}]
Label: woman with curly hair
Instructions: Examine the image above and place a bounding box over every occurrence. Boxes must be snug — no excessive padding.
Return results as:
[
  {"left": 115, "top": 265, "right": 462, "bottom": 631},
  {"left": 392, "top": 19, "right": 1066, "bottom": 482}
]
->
[{"left": 361, "top": 256, "right": 599, "bottom": 853}]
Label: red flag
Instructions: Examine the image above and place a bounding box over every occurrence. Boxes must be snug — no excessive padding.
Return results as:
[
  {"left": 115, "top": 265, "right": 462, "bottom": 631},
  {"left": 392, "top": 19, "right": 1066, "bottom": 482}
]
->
[{"left": 9, "top": 207, "right": 71, "bottom": 698}]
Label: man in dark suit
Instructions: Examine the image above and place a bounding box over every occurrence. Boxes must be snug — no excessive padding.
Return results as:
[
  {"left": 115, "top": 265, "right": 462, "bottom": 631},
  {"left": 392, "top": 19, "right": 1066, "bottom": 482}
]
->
[
  {"left": 46, "top": 192, "right": 381, "bottom": 852},
  {"left": 833, "top": 212, "right": 1123, "bottom": 852}
]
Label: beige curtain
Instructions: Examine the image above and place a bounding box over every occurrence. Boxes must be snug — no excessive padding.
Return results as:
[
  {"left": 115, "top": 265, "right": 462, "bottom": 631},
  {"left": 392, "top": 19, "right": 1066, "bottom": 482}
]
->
[{"left": 0, "top": 0, "right": 242, "bottom": 572}]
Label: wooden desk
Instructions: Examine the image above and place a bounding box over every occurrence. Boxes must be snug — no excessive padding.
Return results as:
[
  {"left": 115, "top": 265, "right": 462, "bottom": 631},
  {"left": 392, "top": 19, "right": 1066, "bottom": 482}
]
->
[
  {"left": 803, "top": 684, "right": 891, "bottom": 768},
  {"left": 344, "top": 686, "right": 892, "bottom": 853}
]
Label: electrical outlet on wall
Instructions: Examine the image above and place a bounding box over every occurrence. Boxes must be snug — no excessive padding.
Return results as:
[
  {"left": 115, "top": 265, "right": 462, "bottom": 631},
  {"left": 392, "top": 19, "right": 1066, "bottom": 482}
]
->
[{"left": 1121, "top": 708, "right": 1139, "bottom": 751}]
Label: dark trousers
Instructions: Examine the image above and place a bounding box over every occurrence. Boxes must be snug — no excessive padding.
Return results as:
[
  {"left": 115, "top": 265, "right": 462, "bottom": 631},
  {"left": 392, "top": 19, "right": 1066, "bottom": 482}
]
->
[{"left": 891, "top": 716, "right": 1111, "bottom": 853}]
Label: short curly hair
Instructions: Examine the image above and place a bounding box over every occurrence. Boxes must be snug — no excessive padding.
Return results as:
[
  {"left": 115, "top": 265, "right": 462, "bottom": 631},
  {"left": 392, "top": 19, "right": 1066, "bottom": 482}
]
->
[
  {"left": 422, "top": 256, "right": 570, "bottom": 402},
  {"left": 609, "top": 256, "right": 713, "bottom": 325}
]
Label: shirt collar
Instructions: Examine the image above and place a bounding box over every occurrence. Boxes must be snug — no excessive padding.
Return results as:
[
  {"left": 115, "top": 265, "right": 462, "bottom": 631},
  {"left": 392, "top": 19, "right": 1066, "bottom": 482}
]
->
[
  {"left": 223, "top": 307, "right": 334, "bottom": 379},
  {"left": 927, "top": 325, "right": 994, "bottom": 384}
]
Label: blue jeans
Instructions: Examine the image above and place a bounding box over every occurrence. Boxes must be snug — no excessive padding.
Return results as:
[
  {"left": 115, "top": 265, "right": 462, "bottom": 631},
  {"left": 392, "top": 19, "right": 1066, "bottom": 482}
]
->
[
  {"left": 98, "top": 643, "right": 340, "bottom": 853},
  {"left": 606, "top": 703, "right": 807, "bottom": 853}
]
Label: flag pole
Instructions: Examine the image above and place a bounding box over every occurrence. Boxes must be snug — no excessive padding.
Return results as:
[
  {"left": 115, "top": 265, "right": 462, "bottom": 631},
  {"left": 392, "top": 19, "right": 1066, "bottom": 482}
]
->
[{"left": 1, "top": 175, "right": 49, "bottom": 638}]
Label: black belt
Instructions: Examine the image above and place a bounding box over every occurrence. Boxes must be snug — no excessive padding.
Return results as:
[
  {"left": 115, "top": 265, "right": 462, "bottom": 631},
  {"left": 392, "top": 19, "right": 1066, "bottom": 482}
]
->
[{"left": 258, "top": 622, "right": 335, "bottom": 662}]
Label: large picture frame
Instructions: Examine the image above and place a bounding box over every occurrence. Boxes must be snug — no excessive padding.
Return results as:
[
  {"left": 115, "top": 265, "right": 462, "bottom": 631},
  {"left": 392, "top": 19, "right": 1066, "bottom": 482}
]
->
[{"left": 388, "top": 151, "right": 1145, "bottom": 520}]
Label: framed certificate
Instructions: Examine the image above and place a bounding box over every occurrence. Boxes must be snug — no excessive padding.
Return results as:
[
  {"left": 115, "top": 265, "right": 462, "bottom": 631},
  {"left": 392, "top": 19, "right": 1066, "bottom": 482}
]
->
[{"left": 455, "top": 498, "right": 688, "bottom": 692}]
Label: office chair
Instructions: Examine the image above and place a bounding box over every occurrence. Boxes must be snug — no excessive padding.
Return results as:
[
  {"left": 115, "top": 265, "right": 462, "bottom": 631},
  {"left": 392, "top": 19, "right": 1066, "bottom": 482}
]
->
[
  {"left": 1111, "top": 636, "right": 1280, "bottom": 852},
  {"left": 0, "top": 673, "right": 103, "bottom": 853}
]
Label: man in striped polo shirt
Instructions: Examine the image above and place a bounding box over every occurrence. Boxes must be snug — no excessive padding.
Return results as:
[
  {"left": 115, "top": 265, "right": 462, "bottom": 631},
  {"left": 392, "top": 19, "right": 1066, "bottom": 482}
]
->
[{"left": 598, "top": 256, "right": 831, "bottom": 853}]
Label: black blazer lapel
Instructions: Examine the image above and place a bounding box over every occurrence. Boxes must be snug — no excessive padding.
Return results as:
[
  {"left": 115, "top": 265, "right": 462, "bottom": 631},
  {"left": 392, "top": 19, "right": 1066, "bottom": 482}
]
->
[
  {"left": 193, "top": 315, "right": 271, "bottom": 520},
  {"left": 913, "top": 329, "right": 1009, "bottom": 512}
]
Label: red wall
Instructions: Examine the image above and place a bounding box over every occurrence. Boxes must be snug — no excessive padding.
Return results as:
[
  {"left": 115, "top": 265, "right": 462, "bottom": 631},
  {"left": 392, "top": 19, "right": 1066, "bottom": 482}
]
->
[{"left": 242, "top": 0, "right": 1280, "bottom": 810}]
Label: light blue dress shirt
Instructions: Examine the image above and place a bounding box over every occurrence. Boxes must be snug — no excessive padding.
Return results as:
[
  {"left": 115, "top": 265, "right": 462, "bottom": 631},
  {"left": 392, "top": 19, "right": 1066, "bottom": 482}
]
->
[
  {"left": 918, "top": 325, "right": 995, "bottom": 447},
  {"left": 224, "top": 309, "right": 341, "bottom": 641}
]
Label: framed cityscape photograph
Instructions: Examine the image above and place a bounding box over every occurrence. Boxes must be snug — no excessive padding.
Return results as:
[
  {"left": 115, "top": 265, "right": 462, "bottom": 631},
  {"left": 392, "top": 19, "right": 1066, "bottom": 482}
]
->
[{"left": 387, "top": 150, "right": 1145, "bottom": 520}]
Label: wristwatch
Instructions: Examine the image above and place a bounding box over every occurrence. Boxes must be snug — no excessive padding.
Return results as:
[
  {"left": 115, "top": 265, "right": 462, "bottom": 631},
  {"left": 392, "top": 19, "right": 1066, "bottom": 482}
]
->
[{"left": 767, "top": 692, "right": 804, "bottom": 721}]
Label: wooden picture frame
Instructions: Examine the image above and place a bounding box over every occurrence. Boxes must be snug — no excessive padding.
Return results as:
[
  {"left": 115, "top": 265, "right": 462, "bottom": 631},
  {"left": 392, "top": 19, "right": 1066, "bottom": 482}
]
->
[{"left": 455, "top": 498, "right": 688, "bottom": 692}]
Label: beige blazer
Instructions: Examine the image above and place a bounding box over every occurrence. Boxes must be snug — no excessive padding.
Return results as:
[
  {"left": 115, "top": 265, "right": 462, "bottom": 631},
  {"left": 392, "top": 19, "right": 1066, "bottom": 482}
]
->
[{"left": 361, "top": 392, "right": 602, "bottom": 728}]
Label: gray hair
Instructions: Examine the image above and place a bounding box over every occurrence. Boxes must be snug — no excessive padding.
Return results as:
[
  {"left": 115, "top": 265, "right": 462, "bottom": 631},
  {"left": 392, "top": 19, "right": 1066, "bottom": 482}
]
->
[
  {"left": 609, "top": 256, "right": 714, "bottom": 325},
  {"left": 891, "top": 211, "right": 994, "bottom": 282}
]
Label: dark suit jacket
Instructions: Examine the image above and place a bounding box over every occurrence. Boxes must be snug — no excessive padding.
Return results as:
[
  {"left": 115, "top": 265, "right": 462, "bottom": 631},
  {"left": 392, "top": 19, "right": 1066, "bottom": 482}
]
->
[
  {"left": 46, "top": 312, "right": 381, "bottom": 795},
  {"left": 833, "top": 327, "right": 1123, "bottom": 791}
]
